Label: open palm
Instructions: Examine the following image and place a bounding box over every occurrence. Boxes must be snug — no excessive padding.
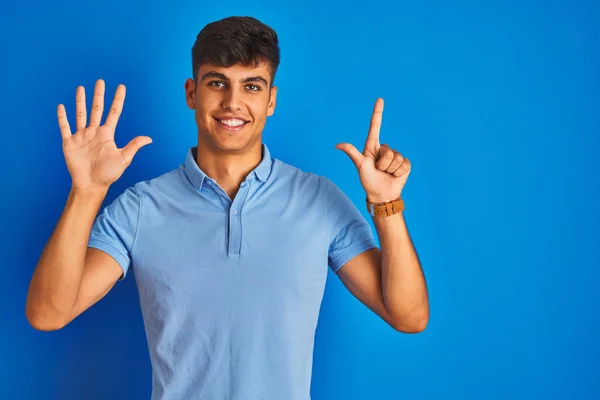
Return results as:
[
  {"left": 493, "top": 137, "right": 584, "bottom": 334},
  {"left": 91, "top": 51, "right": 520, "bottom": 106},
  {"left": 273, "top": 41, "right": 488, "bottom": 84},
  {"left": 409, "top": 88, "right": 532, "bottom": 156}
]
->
[{"left": 57, "top": 79, "right": 152, "bottom": 192}]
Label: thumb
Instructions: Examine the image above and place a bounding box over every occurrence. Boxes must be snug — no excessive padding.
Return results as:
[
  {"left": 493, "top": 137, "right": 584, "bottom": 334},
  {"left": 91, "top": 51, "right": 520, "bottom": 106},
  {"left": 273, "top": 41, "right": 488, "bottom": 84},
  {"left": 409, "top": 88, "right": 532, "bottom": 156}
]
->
[
  {"left": 121, "top": 136, "right": 152, "bottom": 163},
  {"left": 335, "top": 143, "right": 363, "bottom": 168}
]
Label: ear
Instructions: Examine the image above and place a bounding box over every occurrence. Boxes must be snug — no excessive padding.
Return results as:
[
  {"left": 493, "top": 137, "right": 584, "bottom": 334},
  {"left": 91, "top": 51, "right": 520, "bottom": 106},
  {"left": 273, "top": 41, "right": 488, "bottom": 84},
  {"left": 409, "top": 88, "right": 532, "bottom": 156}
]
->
[
  {"left": 267, "top": 85, "right": 277, "bottom": 116},
  {"left": 184, "top": 78, "right": 196, "bottom": 110}
]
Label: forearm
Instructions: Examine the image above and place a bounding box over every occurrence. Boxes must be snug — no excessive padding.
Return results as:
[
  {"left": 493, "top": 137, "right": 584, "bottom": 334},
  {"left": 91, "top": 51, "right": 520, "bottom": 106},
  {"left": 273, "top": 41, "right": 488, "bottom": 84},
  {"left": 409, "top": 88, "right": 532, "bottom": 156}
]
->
[
  {"left": 372, "top": 210, "right": 428, "bottom": 332},
  {"left": 26, "top": 188, "right": 107, "bottom": 329}
]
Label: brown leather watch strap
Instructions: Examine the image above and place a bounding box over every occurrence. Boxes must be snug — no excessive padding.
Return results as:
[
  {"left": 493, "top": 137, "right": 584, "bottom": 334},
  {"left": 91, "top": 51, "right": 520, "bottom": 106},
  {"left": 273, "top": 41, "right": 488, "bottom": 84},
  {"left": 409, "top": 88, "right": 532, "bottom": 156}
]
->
[{"left": 366, "top": 197, "right": 404, "bottom": 217}]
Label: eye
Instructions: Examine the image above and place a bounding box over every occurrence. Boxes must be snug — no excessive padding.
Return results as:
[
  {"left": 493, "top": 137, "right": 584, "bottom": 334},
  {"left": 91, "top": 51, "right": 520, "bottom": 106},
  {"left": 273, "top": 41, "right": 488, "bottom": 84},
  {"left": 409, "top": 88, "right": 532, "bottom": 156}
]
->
[
  {"left": 209, "top": 81, "right": 225, "bottom": 88},
  {"left": 246, "top": 84, "right": 261, "bottom": 91}
]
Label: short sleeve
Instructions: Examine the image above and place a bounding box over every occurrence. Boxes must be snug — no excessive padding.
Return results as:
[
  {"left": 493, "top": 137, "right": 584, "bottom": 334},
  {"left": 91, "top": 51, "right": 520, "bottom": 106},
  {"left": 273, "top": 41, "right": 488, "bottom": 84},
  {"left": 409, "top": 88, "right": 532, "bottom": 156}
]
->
[
  {"left": 88, "top": 186, "right": 141, "bottom": 281},
  {"left": 322, "top": 177, "right": 378, "bottom": 273}
]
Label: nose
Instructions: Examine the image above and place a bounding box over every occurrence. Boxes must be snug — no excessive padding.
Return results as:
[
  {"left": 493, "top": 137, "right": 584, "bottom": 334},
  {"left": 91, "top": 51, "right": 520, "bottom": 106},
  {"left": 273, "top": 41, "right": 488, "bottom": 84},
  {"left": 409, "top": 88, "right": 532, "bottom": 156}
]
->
[{"left": 221, "top": 87, "right": 242, "bottom": 111}]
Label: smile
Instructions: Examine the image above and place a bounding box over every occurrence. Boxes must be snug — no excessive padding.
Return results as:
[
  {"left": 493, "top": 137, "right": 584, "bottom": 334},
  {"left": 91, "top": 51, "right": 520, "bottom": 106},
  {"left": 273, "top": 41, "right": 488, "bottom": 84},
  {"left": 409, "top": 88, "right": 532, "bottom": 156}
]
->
[{"left": 214, "top": 117, "right": 249, "bottom": 131}]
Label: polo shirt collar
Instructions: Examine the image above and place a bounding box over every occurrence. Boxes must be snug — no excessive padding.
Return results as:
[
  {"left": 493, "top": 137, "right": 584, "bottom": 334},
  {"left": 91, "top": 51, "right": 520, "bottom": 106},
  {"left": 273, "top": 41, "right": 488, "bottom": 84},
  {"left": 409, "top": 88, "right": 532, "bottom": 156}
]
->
[{"left": 184, "top": 144, "right": 272, "bottom": 190}]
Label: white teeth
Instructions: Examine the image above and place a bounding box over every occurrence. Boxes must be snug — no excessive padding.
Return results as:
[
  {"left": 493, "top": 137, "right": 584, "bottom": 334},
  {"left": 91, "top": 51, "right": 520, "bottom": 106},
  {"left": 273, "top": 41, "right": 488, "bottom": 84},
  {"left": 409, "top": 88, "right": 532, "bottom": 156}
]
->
[{"left": 219, "top": 119, "right": 246, "bottom": 127}]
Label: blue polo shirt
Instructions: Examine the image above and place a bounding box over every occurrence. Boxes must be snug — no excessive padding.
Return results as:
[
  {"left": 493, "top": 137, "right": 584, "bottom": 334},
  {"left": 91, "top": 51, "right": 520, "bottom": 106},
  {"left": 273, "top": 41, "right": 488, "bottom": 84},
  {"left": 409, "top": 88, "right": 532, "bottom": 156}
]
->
[{"left": 88, "top": 144, "right": 378, "bottom": 400}]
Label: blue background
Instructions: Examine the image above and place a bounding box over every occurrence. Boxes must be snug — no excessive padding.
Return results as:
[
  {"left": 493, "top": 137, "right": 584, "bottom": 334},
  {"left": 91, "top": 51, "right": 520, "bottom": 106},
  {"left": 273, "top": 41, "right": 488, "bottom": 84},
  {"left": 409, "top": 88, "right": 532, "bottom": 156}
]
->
[{"left": 2, "top": 0, "right": 599, "bottom": 399}]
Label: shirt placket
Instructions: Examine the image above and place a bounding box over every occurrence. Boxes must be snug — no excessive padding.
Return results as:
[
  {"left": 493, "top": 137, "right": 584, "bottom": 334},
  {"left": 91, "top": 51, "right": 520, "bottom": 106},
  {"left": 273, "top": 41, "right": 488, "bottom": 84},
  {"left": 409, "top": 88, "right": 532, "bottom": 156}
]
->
[{"left": 227, "top": 180, "right": 251, "bottom": 256}]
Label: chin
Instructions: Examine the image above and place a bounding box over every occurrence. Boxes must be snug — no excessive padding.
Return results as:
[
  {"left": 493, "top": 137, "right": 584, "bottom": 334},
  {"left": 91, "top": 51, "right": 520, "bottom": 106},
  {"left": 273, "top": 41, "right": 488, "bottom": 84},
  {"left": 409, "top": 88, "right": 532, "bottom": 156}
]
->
[
  {"left": 216, "top": 142, "right": 250, "bottom": 152},
  {"left": 206, "top": 134, "right": 255, "bottom": 153},
  {"left": 198, "top": 119, "right": 261, "bottom": 152}
]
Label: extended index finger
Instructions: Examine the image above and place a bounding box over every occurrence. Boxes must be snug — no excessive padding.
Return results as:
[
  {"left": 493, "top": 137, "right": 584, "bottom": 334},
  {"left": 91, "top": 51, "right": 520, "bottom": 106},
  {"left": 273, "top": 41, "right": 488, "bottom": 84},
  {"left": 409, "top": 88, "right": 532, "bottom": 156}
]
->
[
  {"left": 366, "top": 98, "right": 384, "bottom": 147},
  {"left": 103, "top": 84, "right": 126, "bottom": 130},
  {"left": 57, "top": 104, "right": 72, "bottom": 139}
]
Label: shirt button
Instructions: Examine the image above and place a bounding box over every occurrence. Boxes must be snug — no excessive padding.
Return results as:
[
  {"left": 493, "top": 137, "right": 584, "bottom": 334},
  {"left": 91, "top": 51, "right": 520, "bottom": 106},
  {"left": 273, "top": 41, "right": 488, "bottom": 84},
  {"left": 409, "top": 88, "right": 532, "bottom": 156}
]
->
[{"left": 232, "top": 209, "right": 238, "bottom": 215}]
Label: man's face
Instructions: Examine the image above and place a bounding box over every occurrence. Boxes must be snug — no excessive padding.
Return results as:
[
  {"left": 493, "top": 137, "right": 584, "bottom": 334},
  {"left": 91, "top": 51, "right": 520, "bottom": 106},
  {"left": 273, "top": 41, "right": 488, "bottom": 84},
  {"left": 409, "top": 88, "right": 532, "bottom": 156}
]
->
[{"left": 185, "top": 62, "right": 277, "bottom": 154}]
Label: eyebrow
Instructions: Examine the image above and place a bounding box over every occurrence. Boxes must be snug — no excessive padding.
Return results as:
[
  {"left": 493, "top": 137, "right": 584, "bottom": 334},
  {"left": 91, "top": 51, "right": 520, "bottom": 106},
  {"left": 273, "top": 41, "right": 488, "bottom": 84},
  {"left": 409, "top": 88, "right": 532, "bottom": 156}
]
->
[{"left": 200, "top": 71, "right": 269, "bottom": 87}]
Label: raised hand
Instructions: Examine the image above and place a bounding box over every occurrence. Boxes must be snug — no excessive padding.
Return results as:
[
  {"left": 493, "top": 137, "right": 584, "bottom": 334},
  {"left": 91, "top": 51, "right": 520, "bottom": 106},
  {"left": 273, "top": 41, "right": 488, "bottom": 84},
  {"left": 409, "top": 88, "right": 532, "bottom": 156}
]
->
[
  {"left": 57, "top": 79, "right": 152, "bottom": 193},
  {"left": 335, "top": 98, "right": 411, "bottom": 204}
]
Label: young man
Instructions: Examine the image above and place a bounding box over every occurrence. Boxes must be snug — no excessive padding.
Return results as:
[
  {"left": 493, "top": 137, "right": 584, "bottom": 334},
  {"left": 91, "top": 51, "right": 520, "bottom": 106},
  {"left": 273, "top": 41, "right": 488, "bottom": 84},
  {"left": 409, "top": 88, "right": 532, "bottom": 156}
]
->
[{"left": 25, "top": 16, "right": 428, "bottom": 400}]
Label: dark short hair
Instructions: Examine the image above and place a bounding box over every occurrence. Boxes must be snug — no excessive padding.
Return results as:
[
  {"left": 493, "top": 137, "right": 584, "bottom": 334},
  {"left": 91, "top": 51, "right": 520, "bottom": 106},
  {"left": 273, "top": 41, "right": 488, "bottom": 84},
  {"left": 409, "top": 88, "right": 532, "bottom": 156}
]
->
[{"left": 191, "top": 16, "right": 280, "bottom": 87}]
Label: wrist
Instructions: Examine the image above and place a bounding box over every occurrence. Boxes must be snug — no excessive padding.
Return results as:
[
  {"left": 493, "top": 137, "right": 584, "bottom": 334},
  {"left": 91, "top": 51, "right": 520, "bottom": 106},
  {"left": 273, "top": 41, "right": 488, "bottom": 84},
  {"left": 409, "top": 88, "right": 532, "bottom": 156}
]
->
[
  {"left": 365, "top": 195, "right": 404, "bottom": 217},
  {"left": 366, "top": 194, "right": 401, "bottom": 204},
  {"left": 70, "top": 186, "right": 109, "bottom": 199}
]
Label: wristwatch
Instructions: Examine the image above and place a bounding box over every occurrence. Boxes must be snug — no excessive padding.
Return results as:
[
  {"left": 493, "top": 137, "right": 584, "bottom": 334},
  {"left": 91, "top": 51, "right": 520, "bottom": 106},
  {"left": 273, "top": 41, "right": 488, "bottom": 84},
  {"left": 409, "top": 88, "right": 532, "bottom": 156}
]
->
[{"left": 366, "top": 197, "right": 404, "bottom": 217}]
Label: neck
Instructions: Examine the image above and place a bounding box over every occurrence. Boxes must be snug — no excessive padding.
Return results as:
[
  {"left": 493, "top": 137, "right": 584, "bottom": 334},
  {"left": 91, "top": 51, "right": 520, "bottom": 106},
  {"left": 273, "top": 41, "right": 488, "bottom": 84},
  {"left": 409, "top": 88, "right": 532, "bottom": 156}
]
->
[{"left": 195, "top": 141, "right": 263, "bottom": 199}]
